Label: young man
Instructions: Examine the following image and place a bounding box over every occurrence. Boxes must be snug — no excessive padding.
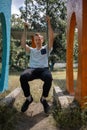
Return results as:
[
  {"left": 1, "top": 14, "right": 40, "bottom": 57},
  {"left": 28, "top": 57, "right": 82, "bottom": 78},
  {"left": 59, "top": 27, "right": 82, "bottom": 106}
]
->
[{"left": 20, "top": 16, "right": 54, "bottom": 114}]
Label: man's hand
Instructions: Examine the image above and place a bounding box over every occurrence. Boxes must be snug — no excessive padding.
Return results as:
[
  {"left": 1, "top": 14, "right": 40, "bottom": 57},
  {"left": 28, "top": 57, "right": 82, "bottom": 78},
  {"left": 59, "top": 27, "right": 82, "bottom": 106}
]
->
[{"left": 24, "top": 22, "right": 30, "bottom": 29}]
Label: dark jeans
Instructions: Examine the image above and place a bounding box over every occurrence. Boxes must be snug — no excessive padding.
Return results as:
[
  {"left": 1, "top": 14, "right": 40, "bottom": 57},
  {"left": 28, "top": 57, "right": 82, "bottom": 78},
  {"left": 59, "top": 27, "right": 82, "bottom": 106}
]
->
[{"left": 20, "top": 68, "right": 53, "bottom": 98}]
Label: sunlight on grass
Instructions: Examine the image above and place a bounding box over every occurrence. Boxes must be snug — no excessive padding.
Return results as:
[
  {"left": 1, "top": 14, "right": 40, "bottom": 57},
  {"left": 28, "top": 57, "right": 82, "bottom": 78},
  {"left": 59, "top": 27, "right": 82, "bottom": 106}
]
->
[
  {"left": 52, "top": 68, "right": 78, "bottom": 80},
  {"left": 0, "top": 72, "right": 20, "bottom": 99},
  {"left": 52, "top": 68, "right": 78, "bottom": 90},
  {"left": 8, "top": 74, "right": 20, "bottom": 90},
  {"left": 52, "top": 70, "right": 66, "bottom": 79},
  {"left": 0, "top": 68, "right": 78, "bottom": 100}
]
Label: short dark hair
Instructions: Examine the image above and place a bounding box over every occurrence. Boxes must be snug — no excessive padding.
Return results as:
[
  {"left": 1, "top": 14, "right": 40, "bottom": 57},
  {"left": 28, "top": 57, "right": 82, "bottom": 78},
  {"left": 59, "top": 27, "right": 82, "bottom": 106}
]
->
[
  {"left": 34, "top": 33, "right": 43, "bottom": 39},
  {"left": 34, "top": 33, "right": 40, "bottom": 36}
]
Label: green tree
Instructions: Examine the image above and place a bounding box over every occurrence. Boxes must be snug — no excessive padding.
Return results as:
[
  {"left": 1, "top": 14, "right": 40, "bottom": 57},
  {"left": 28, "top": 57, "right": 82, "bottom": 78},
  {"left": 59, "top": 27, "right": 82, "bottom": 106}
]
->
[
  {"left": 73, "top": 28, "right": 78, "bottom": 62},
  {"left": 10, "top": 0, "right": 78, "bottom": 71},
  {"left": 10, "top": 38, "right": 30, "bottom": 71},
  {"left": 19, "top": 0, "right": 67, "bottom": 62},
  {"left": 11, "top": 14, "right": 23, "bottom": 30},
  {"left": 11, "top": 15, "right": 30, "bottom": 70},
  {"left": 19, "top": 0, "right": 67, "bottom": 31}
]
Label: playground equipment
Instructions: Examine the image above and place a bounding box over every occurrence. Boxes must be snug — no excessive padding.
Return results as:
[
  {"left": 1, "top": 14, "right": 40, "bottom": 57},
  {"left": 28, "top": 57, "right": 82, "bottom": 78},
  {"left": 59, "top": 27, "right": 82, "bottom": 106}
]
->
[
  {"left": 66, "top": 0, "right": 87, "bottom": 106},
  {"left": 0, "top": 0, "right": 87, "bottom": 108},
  {"left": 0, "top": 0, "right": 12, "bottom": 92}
]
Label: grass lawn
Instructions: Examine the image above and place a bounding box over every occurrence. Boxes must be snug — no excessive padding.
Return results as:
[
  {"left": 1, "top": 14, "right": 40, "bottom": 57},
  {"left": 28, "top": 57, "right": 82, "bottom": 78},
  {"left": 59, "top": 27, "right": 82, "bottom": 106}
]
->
[
  {"left": 7, "top": 68, "right": 69, "bottom": 103},
  {"left": 0, "top": 68, "right": 81, "bottom": 130},
  {"left": 0, "top": 68, "right": 78, "bottom": 100},
  {"left": 52, "top": 68, "right": 78, "bottom": 91}
]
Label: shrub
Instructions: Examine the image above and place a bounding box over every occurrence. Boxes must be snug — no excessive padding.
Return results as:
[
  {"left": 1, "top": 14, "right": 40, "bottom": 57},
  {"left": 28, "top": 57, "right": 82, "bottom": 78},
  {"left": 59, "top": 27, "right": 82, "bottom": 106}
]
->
[
  {"left": 0, "top": 105, "right": 17, "bottom": 130},
  {"left": 53, "top": 103, "right": 87, "bottom": 130}
]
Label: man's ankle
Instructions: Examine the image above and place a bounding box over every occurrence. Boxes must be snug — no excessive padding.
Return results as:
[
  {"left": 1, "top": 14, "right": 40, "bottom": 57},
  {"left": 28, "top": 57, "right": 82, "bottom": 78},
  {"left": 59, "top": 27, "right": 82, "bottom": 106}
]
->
[
  {"left": 41, "top": 96, "right": 47, "bottom": 101},
  {"left": 26, "top": 95, "right": 32, "bottom": 102}
]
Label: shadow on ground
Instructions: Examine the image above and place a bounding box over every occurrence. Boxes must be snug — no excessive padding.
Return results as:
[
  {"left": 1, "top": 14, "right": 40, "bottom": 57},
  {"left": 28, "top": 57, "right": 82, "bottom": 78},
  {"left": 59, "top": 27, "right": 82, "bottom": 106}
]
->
[
  {"left": 14, "top": 98, "right": 58, "bottom": 130},
  {"left": 0, "top": 98, "right": 58, "bottom": 130}
]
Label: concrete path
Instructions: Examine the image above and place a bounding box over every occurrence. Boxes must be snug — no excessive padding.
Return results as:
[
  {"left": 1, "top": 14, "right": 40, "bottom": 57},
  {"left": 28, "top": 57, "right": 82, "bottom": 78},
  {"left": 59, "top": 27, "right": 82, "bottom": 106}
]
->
[{"left": 13, "top": 92, "right": 59, "bottom": 130}]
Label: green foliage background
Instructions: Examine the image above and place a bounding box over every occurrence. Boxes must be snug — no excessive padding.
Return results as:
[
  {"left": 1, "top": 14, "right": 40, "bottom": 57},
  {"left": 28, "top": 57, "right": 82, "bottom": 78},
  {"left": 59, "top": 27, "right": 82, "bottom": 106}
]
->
[{"left": 9, "top": 0, "right": 78, "bottom": 71}]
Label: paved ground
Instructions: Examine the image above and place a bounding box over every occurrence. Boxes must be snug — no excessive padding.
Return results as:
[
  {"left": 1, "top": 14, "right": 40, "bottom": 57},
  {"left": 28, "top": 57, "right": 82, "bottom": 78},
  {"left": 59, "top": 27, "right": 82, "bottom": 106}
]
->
[{"left": 13, "top": 92, "right": 59, "bottom": 130}]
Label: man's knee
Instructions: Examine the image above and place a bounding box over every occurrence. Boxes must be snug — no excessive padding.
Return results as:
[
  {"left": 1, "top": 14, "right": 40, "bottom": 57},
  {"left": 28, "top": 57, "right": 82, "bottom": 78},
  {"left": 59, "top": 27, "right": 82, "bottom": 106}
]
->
[
  {"left": 20, "top": 73, "right": 27, "bottom": 83},
  {"left": 44, "top": 73, "right": 53, "bottom": 82}
]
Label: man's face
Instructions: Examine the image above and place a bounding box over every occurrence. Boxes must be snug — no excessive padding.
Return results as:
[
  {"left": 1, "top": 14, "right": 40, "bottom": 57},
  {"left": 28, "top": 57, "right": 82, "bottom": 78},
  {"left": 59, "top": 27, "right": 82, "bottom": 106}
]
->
[{"left": 34, "top": 35, "right": 44, "bottom": 47}]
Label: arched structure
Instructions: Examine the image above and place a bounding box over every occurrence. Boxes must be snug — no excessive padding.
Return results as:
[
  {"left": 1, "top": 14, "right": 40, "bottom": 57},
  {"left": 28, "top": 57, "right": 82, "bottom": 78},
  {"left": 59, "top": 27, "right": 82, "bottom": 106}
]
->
[
  {"left": 66, "top": 0, "right": 87, "bottom": 106},
  {"left": 0, "top": 0, "right": 12, "bottom": 92}
]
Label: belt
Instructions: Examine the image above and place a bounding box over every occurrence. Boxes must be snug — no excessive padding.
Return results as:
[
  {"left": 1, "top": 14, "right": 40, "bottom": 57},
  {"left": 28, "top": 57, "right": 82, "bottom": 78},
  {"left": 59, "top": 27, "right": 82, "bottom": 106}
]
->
[{"left": 29, "top": 67, "right": 49, "bottom": 69}]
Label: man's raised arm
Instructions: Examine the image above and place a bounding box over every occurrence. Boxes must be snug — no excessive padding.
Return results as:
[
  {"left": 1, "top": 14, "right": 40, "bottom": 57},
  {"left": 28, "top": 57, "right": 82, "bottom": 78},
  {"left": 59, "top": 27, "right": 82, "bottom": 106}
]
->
[
  {"left": 21, "top": 23, "right": 30, "bottom": 53},
  {"left": 46, "top": 16, "right": 54, "bottom": 51}
]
